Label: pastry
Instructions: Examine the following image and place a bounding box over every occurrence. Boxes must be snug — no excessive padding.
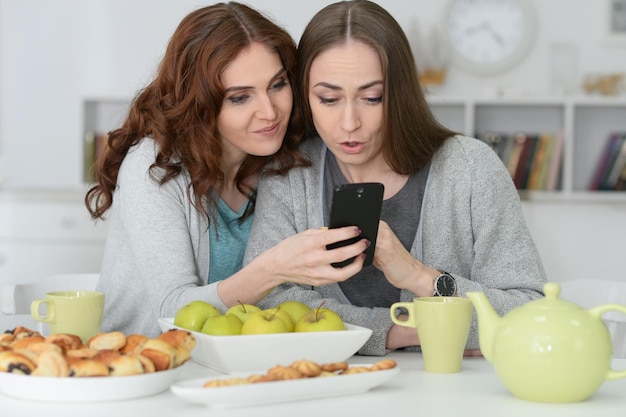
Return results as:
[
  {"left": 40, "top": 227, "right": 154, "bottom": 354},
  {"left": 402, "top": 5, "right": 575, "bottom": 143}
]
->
[
  {"left": 320, "top": 361, "right": 349, "bottom": 373},
  {"left": 246, "top": 373, "right": 280, "bottom": 383},
  {"left": 0, "top": 351, "right": 36, "bottom": 375},
  {"left": 290, "top": 359, "right": 322, "bottom": 377},
  {"left": 340, "top": 365, "right": 370, "bottom": 375},
  {"left": 120, "top": 333, "right": 148, "bottom": 354},
  {"left": 135, "top": 353, "right": 156, "bottom": 373},
  {"left": 92, "top": 349, "right": 122, "bottom": 365},
  {"left": 108, "top": 354, "right": 145, "bottom": 376},
  {"left": 0, "top": 333, "right": 15, "bottom": 346},
  {"left": 370, "top": 359, "right": 397, "bottom": 371},
  {"left": 267, "top": 364, "right": 304, "bottom": 380},
  {"left": 172, "top": 345, "right": 191, "bottom": 367},
  {"left": 45, "top": 333, "right": 84, "bottom": 353},
  {"left": 65, "top": 347, "right": 98, "bottom": 359},
  {"left": 31, "top": 350, "right": 69, "bottom": 377},
  {"left": 139, "top": 338, "right": 176, "bottom": 371},
  {"left": 87, "top": 331, "right": 127, "bottom": 351},
  {"left": 0, "top": 329, "right": 194, "bottom": 378},
  {"left": 10, "top": 326, "right": 41, "bottom": 340},
  {"left": 66, "top": 356, "right": 110, "bottom": 377},
  {"left": 203, "top": 377, "right": 249, "bottom": 388},
  {"left": 13, "top": 341, "right": 63, "bottom": 366},
  {"left": 158, "top": 329, "right": 196, "bottom": 352},
  {"left": 10, "top": 335, "right": 45, "bottom": 350},
  {"left": 201, "top": 358, "right": 395, "bottom": 388}
]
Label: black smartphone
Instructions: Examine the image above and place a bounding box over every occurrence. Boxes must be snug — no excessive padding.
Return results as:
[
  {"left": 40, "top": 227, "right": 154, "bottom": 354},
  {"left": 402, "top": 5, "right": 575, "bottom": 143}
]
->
[{"left": 326, "top": 182, "right": 384, "bottom": 268}]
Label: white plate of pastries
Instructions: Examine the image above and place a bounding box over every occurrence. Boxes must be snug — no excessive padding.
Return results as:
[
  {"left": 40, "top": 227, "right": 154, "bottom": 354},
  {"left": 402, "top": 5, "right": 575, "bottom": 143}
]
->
[
  {"left": 170, "top": 358, "right": 399, "bottom": 409},
  {"left": 0, "top": 326, "right": 196, "bottom": 402},
  {"left": 158, "top": 317, "right": 373, "bottom": 374}
]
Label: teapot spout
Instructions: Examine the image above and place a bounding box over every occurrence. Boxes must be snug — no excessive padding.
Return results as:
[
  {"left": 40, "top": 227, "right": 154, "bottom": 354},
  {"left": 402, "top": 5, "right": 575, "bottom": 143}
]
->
[{"left": 466, "top": 292, "right": 501, "bottom": 363}]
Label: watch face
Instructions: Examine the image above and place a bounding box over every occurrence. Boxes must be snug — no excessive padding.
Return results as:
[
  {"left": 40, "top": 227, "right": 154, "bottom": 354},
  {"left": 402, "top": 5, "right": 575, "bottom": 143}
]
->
[
  {"left": 444, "top": 0, "right": 536, "bottom": 74},
  {"left": 436, "top": 274, "right": 456, "bottom": 297}
]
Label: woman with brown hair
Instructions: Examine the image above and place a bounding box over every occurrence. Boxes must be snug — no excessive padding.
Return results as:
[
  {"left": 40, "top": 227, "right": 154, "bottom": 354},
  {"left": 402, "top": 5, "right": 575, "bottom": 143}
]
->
[
  {"left": 85, "top": 2, "right": 368, "bottom": 337},
  {"left": 245, "top": 0, "right": 546, "bottom": 356}
]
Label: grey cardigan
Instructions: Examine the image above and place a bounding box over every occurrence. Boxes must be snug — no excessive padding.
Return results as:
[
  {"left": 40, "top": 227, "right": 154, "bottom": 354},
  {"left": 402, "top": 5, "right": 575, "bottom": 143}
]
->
[
  {"left": 97, "top": 138, "right": 228, "bottom": 337},
  {"left": 245, "top": 135, "right": 547, "bottom": 356}
]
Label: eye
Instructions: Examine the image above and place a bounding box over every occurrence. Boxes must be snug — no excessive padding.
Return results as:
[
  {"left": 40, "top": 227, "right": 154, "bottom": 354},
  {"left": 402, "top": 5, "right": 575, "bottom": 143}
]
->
[
  {"left": 226, "top": 94, "right": 250, "bottom": 105},
  {"left": 270, "top": 78, "right": 289, "bottom": 91},
  {"left": 318, "top": 97, "right": 339, "bottom": 105},
  {"left": 365, "top": 96, "right": 383, "bottom": 104}
]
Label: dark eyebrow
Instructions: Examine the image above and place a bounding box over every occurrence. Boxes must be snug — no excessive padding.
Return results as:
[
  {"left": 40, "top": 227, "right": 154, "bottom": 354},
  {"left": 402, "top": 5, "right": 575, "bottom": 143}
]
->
[
  {"left": 312, "top": 80, "right": 383, "bottom": 91},
  {"left": 224, "top": 67, "right": 287, "bottom": 93}
]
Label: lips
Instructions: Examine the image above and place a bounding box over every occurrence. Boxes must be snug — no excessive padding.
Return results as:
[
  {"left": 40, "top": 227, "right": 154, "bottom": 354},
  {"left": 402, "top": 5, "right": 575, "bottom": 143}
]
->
[
  {"left": 254, "top": 123, "right": 280, "bottom": 136},
  {"left": 339, "top": 141, "right": 365, "bottom": 154}
]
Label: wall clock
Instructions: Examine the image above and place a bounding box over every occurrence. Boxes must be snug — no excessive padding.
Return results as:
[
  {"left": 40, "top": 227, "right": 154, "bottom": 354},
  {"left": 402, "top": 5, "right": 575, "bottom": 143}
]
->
[{"left": 443, "top": 0, "right": 537, "bottom": 75}]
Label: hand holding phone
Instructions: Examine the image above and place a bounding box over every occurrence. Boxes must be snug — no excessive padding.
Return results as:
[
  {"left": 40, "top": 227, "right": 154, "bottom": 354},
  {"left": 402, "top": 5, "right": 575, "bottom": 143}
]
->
[{"left": 326, "top": 182, "right": 384, "bottom": 267}]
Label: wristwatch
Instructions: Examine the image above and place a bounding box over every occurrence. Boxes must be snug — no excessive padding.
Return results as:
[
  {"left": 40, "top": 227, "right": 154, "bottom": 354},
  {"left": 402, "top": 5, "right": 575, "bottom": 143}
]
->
[{"left": 433, "top": 270, "right": 457, "bottom": 297}]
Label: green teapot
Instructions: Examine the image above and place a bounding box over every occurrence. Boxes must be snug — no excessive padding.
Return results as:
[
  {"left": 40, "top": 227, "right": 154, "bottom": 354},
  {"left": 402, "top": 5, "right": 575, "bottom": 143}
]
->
[{"left": 467, "top": 282, "right": 626, "bottom": 403}]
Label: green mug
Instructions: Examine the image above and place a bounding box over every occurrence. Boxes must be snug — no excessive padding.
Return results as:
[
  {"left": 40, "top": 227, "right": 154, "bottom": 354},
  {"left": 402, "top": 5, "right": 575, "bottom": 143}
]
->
[
  {"left": 390, "top": 297, "right": 473, "bottom": 373},
  {"left": 31, "top": 290, "right": 104, "bottom": 343}
]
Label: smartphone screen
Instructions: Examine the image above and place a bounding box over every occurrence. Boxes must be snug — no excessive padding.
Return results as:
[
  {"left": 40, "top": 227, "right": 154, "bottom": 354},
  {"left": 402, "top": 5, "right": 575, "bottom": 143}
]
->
[{"left": 326, "top": 182, "right": 384, "bottom": 267}]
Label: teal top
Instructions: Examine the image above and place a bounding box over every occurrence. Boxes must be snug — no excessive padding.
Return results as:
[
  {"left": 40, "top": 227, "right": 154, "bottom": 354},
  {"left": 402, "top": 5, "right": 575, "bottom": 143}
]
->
[{"left": 208, "top": 198, "right": 253, "bottom": 284}]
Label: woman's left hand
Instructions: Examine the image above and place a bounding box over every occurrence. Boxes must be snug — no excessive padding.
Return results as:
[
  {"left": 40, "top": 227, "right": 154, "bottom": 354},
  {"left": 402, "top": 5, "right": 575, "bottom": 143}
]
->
[{"left": 372, "top": 221, "right": 437, "bottom": 296}]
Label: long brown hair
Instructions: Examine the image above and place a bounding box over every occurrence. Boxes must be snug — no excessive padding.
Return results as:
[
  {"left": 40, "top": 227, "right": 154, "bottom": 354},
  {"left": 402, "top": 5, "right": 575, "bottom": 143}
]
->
[
  {"left": 297, "top": 0, "right": 456, "bottom": 175},
  {"left": 85, "top": 2, "right": 307, "bottom": 221}
]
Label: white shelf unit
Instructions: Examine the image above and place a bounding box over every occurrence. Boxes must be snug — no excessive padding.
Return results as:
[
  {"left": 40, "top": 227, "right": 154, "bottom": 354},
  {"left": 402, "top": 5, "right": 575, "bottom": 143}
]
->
[
  {"left": 427, "top": 95, "right": 626, "bottom": 202},
  {"left": 0, "top": 189, "right": 107, "bottom": 331},
  {"left": 82, "top": 98, "right": 130, "bottom": 182},
  {"left": 83, "top": 96, "right": 626, "bottom": 201},
  {"left": 83, "top": 98, "right": 130, "bottom": 136}
]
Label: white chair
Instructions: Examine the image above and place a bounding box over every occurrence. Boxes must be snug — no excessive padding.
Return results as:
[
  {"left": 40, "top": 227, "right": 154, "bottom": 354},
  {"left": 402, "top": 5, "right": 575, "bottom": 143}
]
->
[
  {"left": 1, "top": 273, "right": 100, "bottom": 335},
  {"left": 558, "top": 279, "right": 626, "bottom": 358}
]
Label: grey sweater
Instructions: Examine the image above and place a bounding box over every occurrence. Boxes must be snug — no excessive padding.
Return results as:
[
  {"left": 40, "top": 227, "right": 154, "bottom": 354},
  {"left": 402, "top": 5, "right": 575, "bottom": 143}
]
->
[
  {"left": 245, "top": 135, "right": 547, "bottom": 356},
  {"left": 97, "top": 138, "right": 228, "bottom": 337}
]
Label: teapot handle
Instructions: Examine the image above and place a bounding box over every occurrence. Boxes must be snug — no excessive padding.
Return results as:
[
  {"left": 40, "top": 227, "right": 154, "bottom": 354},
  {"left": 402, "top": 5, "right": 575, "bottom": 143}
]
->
[{"left": 589, "top": 303, "right": 626, "bottom": 381}]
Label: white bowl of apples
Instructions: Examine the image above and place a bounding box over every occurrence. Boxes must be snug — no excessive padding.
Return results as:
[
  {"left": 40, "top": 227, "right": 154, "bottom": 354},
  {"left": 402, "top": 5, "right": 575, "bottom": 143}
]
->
[{"left": 157, "top": 301, "right": 373, "bottom": 374}]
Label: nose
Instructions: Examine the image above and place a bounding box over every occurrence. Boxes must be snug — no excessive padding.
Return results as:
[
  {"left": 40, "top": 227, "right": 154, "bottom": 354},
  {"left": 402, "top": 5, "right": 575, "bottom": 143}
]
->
[
  {"left": 340, "top": 102, "right": 361, "bottom": 132},
  {"left": 256, "top": 93, "right": 277, "bottom": 120}
]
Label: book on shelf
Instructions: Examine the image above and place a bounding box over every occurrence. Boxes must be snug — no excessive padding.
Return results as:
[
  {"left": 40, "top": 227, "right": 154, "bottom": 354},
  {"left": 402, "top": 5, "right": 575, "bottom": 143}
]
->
[
  {"left": 614, "top": 162, "right": 626, "bottom": 191},
  {"left": 477, "top": 131, "right": 563, "bottom": 191},
  {"left": 604, "top": 136, "right": 626, "bottom": 189},
  {"left": 544, "top": 130, "right": 564, "bottom": 192},
  {"left": 589, "top": 132, "right": 626, "bottom": 191},
  {"left": 527, "top": 133, "right": 551, "bottom": 190},
  {"left": 83, "top": 131, "right": 109, "bottom": 183},
  {"left": 515, "top": 134, "right": 540, "bottom": 190},
  {"left": 507, "top": 133, "right": 528, "bottom": 180},
  {"left": 499, "top": 133, "right": 517, "bottom": 169}
]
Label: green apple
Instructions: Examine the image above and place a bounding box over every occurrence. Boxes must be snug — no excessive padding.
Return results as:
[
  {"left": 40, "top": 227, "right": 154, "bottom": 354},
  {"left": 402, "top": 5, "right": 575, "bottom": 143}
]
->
[
  {"left": 201, "top": 314, "right": 243, "bottom": 336},
  {"left": 225, "top": 301, "right": 262, "bottom": 323},
  {"left": 174, "top": 300, "right": 221, "bottom": 332},
  {"left": 240, "top": 309, "right": 291, "bottom": 335},
  {"left": 295, "top": 306, "right": 345, "bottom": 332},
  {"left": 263, "top": 307, "right": 294, "bottom": 332},
  {"left": 278, "top": 301, "right": 311, "bottom": 325},
  {"left": 187, "top": 300, "right": 221, "bottom": 316}
]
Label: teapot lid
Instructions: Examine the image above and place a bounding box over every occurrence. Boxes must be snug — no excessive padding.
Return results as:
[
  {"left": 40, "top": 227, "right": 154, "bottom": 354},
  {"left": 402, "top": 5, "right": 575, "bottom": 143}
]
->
[{"left": 525, "top": 282, "right": 580, "bottom": 311}]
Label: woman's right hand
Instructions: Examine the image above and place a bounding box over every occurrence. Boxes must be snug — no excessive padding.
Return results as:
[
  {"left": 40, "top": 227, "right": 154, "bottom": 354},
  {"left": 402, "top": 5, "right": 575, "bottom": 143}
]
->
[{"left": 260, "top": 226, "right": 368, "bottom": 287}]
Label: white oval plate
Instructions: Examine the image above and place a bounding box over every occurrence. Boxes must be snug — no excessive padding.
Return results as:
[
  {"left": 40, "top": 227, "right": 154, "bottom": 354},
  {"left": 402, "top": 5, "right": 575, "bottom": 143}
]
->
[
  {"left": 0, "top": 366, "right": 183, "bottom": 402},
  {"left": 170, "top": 365, "right": 399, "bottom": 409}
]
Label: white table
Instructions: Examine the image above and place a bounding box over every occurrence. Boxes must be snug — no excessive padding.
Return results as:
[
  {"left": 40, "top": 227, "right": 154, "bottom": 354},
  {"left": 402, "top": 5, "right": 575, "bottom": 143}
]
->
[{"left": 1, "top": 352, "right": 625, "bottom": 417}]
